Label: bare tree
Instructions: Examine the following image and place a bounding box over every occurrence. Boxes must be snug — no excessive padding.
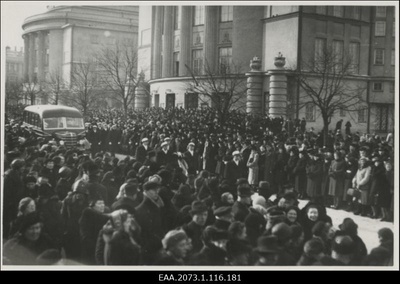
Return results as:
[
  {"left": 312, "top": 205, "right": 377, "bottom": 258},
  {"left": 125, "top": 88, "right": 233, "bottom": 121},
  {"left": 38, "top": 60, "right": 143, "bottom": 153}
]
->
[
  {"left": 43, "top": 68, "right": 64, "bottom": 105},
  {"left": 66, "top": 59, "right": 100, "bottom": 116},
  {"left": 185, "top": 60, "right": 247, "bottom": 124},
  {"left": 95, "top": 39, "right": 140, "bottom": 116},
  {"left": 297, "top": 46, "right": 367, "bottom": 144},
  {"left": 5, "top": 79, "right": 24, "bottom": 106},
  {"left": 23, "top": 80, "right": 43, "bottom": 105}
]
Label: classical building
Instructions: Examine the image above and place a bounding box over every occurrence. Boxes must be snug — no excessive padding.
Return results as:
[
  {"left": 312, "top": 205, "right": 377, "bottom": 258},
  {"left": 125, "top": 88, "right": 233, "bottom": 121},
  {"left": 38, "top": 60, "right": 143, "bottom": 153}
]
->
[
  {"left": 5, "top": 46, "right": 24, "bottom": 83},
  {"left": 22, "top": 5, "right": 139, "bottom": 106},
  {"left": 137, "top": 5, "right": 396, "bottom": 134}
]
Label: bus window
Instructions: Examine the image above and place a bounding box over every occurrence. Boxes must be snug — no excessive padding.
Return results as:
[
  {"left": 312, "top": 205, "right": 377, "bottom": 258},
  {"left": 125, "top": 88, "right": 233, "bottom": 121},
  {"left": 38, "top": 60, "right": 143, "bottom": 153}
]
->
[
  {"left": 66, "top": 117, "right": 84, "bottom": 128},
  {"left": 43, "top": 118, "right": 58, "bottom": 129}
]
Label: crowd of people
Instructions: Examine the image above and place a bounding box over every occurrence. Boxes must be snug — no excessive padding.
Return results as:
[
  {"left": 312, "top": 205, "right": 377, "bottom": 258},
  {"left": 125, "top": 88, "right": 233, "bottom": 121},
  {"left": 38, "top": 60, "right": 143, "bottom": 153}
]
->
[{"left": 2, "top": 105, "right": 394, "bottom": 266}]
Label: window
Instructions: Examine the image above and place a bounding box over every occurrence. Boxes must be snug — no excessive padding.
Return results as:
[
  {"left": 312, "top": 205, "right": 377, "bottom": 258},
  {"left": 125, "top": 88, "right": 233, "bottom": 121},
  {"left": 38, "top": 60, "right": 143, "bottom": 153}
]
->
[
  {"left": 314, "top": 38, "right": 326, "bottom": 68},
  {"left": 358, "top": 108, "right": 367, "bottom": 123},
  {"left": 90, "top": 35, "right": 99, "bottom": 44},
  {"left": 333, "top": 6, "right": 344, "bottom": 17},
  {"left": 375, "top": 21, "right": 386, "bottom": 36},
  {"left": 316, "top": 6, "right": 327, "bottom": 15},
  {"left": 332, "top": 40, "right": 344, "bottom": 72},
  {"left": 173, "top": 52, "right": 180, "bottom": 77},
  {"left": 219, "top": 47, "right": 232, "bottom": 74},
  {"left": 220, "top": 6, "right": 233, "bottom": 22},
  {"left": 192, "top": 49, "right": 203, "bottom": 75},
  {"left": 174, "top": 6, "right": 181, "bottom": 30},
  {"left": 141, "top": 29, "right": 151, "bottom": 46},
  {"left": 374, "top": 49, "right": 385, "bottom": 65},
  {"left": 373, "top": 82, "right": 383, "bottom": 91},
  {"left": 349, "top": 42, "right": 360, "bottom": 74},
  {"left": 352, "top": 6, "right": 361, "bottom": 20},
  {"left": 194, "top": 6, "right": 205, "bottom": 25},
  {"left": 390, "top": 82, "right": 394, "bottom": 92},
  {"left": 340, "top": 108, "right": 346, "bottom": 117},
  {"left": 391, "top": 49, "right": 395, "bottom": 65},
  {"left": 393, "top": 21, "right": 395, "bottom": 37},
  {"left": 305, "top": 103, "right": 315, "bottom": 122},
  {"left": 376, "top": 7, "right": 386, "bottom": 18},
  {"left": 375, "top": 104, "right": 389, "bottom": 132}
]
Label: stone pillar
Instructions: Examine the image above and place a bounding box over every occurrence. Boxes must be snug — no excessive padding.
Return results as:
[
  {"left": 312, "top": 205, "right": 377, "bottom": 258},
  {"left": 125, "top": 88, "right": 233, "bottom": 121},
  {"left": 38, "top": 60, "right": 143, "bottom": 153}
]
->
[
  {"left": 268, "top": 53, "right": 288, "bottom": 118},
  {"left": 135, "top": 84, "right": 148, "bottom": 110},
  {"left": 204, "top": 6, "right": 218, "bottom": 71},
  {"left": 179, "top": 6, "right": 191, "bottom": 76},
  {"left": 28, "top": 33, "right": 35, "bottom": 82},
  {"left": 246, "top": 56, "right": 265, "bottom": 114},
  {"left": 162, "top": 6, "right": 174, "bottom": 77},
  {"left": 152, "top": 6, "right": 163, "bottom": 79},
  {"left": 23, "top": 35, "right": 29, "bottom": 82},
  {"left": 37, "top": 31, "right": 45, "bottom": 82}
]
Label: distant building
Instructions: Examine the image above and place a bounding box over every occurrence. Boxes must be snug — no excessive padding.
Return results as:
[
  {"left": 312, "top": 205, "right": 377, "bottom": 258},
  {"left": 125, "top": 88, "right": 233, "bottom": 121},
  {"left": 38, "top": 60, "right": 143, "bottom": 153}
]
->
[
  {"left": 5, "top": 46, "right": 24, "bottom": 83},
  {"left": 22, "top": 5, "right": 139, "bottom": 106},
  {"left": 137, "top": 5, "right": 395, "bottom": 134}
]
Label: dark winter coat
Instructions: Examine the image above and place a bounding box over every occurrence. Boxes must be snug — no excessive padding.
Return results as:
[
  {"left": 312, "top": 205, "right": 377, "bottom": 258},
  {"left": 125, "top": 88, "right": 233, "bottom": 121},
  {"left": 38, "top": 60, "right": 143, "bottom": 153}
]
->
[
  {"left": 184, "top": 150, "right": 200, "bottom": 175},
  {"left": 224, "top": 160, "right": 246, "bottom": 187},
  {"left": 306, "top": 159, "right": 323, "bottom": 198},
  {"left": 328, "top": 159, "right": 346, "bottom": 197},
  {"left": 182, "top": 221, "right": 205, "bottom": 255},
  {"left": 135, "top": 145, "right": 151, "bottom": 164},
  {"left": 55, "top": 178, "right": 73, "bottom": 201},
  {"left": 135, "top": 196, "right": 164, "bottom": 264},
  {"left": 286, "top": 155, "right": 299, "bottom": 184},
  {"left": 232, "top": 201, "right": 250, "bottom": 222},
  {"left": 3, "top": 169, "right": 25, "bottom": 236},
  {"left": 263, "top": 151, "right": 276, "bottom": 185},
  {"left": 370, "top": 165, "right": 391, "bottom": 208},
  {"left": 294, "top": 156, "right": 307, "bottom": 194},
  {"left": 79, "top": 208, "right": 109, "bottom": 265},
  {"left": 108, "top": 230, "right": 142, "bottom": 265},
  {"left": 188, "top": 244, "right": 227, "bottom": 265},
  {"left": 3, "top": 233, "right": 57, "bottom": 265}
]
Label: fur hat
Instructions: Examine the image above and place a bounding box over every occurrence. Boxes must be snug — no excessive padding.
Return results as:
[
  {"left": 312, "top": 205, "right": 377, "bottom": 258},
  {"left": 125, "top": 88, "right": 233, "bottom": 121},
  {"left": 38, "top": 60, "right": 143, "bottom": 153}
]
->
[
  {"left": 19, "top": 212, "right": 42, "bottom": 233},
  {"left": 162, "top": 230, "right": 188, "bottom": 250},
  {"left": 254, "top": 235, "right": 280, "bottom": 253},
  {"left": 332, "top": 235, "right": 355, "bottom": 255},
  {"left": 213, "top": 206, "right": 232, "bottom": 217}
]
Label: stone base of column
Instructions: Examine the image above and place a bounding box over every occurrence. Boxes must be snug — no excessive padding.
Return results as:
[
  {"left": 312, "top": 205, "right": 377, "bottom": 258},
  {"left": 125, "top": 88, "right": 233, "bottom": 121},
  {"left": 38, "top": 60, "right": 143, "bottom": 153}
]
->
[{"left": 268, "top": 70, "right": 289, "bottom": 119}]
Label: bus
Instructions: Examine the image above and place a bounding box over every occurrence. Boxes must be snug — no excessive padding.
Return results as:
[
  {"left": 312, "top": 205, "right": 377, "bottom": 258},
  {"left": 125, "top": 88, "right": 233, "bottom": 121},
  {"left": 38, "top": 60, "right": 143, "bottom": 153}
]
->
[{"left": 22, "top": 105, "right": 86, "bottom": 148}]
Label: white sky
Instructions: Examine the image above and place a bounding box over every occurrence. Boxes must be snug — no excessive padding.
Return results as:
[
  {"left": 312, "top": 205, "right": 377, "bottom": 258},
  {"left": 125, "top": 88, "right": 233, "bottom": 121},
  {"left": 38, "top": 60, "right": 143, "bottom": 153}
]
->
[{"left": 1, "top": 2, "right": 49, "bottom": 49}]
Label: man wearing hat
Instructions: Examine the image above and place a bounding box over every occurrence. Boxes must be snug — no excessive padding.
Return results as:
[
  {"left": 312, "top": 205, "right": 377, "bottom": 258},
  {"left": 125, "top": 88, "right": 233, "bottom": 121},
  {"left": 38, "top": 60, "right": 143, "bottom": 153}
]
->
[
  {"left": 188, "top": 225, "right": 229, "bottom": 265},
  {"left": 87, "top": 124, "right": 102, "bottom": 157},
  {"left": 156, "top": 141, "right": 172, "bottom": 169},
  {"left": 294, "top": 149, "right": 308, "bottom": 199},
  {"left": 224, "top": 150, "right": 246, "bottom": 187},
  {"left": 155, "top": 229, "right": 191, "bottom": 265},
  {"left": 212, "top": 206, "right": 233, "bottom": 231},
  {"left": 184, "top": 142, "right": 200, "bottom": 177},
  {"left": 136, "top": 137, "right": 152, "bottom": 164},
  {"left": 232, "top": 184, "right": 252, "bottom": 222},
  {"left": 253, "top": 235, "right": 282, "bottom": 265},
  {"left": 135, "top": 181, "right": 165, "bottom": 264},
  {"left": 181, "top": 201, "right": 209, "bottom": 254}
]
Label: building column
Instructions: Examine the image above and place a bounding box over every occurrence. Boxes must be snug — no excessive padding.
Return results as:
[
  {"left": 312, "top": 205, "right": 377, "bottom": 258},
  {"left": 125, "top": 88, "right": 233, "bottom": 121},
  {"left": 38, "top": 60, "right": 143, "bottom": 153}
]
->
[
  {"left": 23, "top": 35, "right": 29, "bottom": 82},
  {"left": 204, "top": 6, "right": 218, "bottom": 72},
  {"left": 28, "top": 33, "right": 35, "bottom": 82},
  {"left": 179, "top": 6, "right": 191, "bottom": 76},
  {"left": 152, "top": 6, "right": 163, "bottom": 79},
  {"left": 268, "top": 54, "right": 288, "bottom": 119},
  {"left": 37, "top": 31, "right": 45, "bottom": 82},
  {"left": 162, "top": 6, "right": 174, "bottom": 78},
  {"left": 246, "top": 56, "right": 265, "bottom": 114}
]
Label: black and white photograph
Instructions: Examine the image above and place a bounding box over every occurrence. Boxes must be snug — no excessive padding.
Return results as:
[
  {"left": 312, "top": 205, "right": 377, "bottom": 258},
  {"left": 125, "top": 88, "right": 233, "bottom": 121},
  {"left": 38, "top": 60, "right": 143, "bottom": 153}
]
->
[{"left": 1, "top": 1, "right": 398, "bottom": 271}]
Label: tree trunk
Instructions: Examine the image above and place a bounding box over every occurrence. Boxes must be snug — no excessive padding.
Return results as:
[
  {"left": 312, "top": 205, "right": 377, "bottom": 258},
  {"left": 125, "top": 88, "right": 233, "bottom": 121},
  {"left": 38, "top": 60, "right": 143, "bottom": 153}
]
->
[
  {"left": 322, "top": 115, "right": 330, "bottom": 147},
  {"left": 30, "top": 94, "right": 35, "bottom": 105}
]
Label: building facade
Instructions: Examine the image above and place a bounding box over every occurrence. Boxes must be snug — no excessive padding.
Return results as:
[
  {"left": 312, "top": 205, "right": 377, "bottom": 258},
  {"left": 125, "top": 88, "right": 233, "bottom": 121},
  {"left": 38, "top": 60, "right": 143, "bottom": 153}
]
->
[
  {"left": 22, "top": 5, "right": 139, "bottom": 106},
  {"left": 5, "top": 46, "right": 24, "bottom": 83},
  {"left": 137, "top": 5, "right": 396, "bottom": 134}
]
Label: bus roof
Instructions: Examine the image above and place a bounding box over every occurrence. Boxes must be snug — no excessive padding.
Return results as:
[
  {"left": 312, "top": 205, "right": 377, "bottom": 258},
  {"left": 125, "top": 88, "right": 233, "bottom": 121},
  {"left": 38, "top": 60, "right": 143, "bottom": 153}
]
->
[{"left": 24, "top": 105, "right": 83, "bottom": 118}]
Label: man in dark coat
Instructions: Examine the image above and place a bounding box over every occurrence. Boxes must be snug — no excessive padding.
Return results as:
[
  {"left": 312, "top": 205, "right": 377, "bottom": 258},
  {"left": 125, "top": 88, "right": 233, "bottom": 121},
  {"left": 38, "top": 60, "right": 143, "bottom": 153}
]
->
[
  {"left": 135, "top": 181, "right": 165, "bottom": 264},
  {"left": 181, "top": 201, "right": 209, "bottom": 255},
  {"left": 232, "top": 184, "right": 252, "bottom": 222},
  {"left": 184, "top": 142, "right": 200, "bottom": 176},
  {"left": 156, "top": 141, "right": 172, "bottom": 169},
  {"left": 263, "top": 144, "right": 276, "bottom": 188},
  {"left": 87, "top": 124, "right": 102, "bottom": 157},
  {"left": 294, "top": 150, "right": 308, "bottom": 199},
  {"left": 203, "top": 136, "right": 219, "bottom": 174},
  {"left": 188, "top": 226, "right": 228, "bottom": 265},
  {"left": 224, "top": 151, "right": 246, "bottom": 187},
  {"left": 3, "top": 159, "right": 26, "bottom": 238},
  {"left": 135, "top": 137, "right": 151, "bottom": 164},
  {"left": 107, "top": 125, "right": 122, "bottom": 155},
  {"left": 212, "top": 206, "right": 233, "bottom": 232}
]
